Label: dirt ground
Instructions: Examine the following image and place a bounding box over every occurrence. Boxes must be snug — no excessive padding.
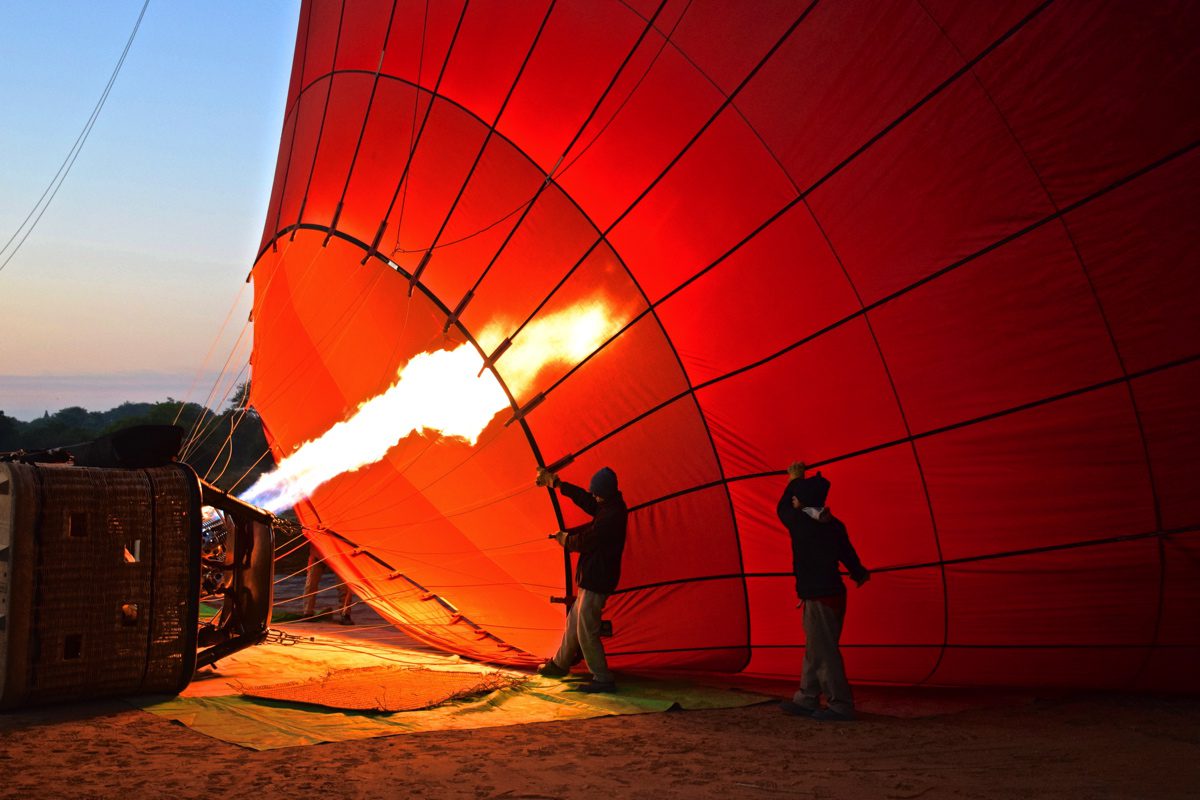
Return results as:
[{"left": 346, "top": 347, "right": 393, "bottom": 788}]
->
[{"left": 1, "top": 690, "right": 1197, "bottom": 799}]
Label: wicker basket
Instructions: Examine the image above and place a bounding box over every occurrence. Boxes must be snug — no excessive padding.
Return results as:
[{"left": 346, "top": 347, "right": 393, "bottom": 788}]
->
[{"left": 0, "top": 462, "right": 201, "bottom": 708}]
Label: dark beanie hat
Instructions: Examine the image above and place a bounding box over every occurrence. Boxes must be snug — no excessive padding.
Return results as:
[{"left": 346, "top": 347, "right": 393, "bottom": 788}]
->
[
  {"left": 794, "top": 471, "right": 830, "bottom": 507},
  {"left": 589, "top": 467, "right": 618, "bottom": 499}
]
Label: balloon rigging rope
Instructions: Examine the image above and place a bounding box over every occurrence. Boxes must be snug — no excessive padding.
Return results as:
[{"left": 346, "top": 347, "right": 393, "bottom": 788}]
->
[
  {"left": 0, "top": 0, "right": 150, "bottom": 276},
  {"left": 180, "top": 331, "right": 252, "bottom": 458}
]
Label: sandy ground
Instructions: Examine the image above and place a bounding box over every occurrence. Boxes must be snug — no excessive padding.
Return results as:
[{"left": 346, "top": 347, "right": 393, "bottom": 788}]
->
[
  {"left": 1, "top": 689, "right": 1197, "bottom": 799},
  {"left": 3, "top": 562, "right": 1196, "bottom": 797}
]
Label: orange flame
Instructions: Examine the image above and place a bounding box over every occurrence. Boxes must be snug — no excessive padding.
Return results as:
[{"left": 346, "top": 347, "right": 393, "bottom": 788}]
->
[{"left": 241, "top": 300, "right": 619, "bottom": 513}]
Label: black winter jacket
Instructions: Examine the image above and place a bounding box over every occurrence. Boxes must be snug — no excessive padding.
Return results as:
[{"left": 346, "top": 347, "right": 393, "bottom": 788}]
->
[
  {"left": 559, "top": 481, "right": 627, "bottom": 595},
  {"left": 777, "top": 478, "right": 868, "bottom": 599}
]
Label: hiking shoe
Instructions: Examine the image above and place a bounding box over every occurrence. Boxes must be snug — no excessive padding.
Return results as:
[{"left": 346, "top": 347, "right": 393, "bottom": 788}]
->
[
  {"left": 537, "top": 660, "right": 569, "bottom": 678},
  {"left": 779, "top": 700, "right": 816, "bottom": 717},
  {"left": 811, "top": 708, "right": 855, "bottom": 722},
  {"left": 337, "top": 615, "right": 354, "bottom": 626},
  {"left": 573, "top": 680, "right": 617, "bottom": 693}
]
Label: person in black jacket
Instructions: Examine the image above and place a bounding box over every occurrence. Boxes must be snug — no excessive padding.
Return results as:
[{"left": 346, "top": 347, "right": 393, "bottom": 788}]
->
[
  {"left": 534, "top": 465, "right": 627, "bottom": 693},
  {"left": 777, "top": 462, "right": 869, "bottom": 721}
]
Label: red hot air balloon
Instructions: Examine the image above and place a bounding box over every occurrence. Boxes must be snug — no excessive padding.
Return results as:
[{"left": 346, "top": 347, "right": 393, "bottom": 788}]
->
[{"left": 247, "top": 0, "right": 1200, "bottom": 690}]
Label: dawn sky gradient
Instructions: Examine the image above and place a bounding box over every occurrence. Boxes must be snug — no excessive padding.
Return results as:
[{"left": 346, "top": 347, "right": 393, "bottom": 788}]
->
[{"left": 0, "top": 1, "right": 299, "bottom": 420}]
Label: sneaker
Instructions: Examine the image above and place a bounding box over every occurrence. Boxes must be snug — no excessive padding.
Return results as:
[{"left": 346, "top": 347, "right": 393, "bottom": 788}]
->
[
  {"left": 779, "top": 700, "right": 816, "bottom": 717},
  {"left": 573, "top": 680, "right": 617, "bottom": 693},
  {"left": 537, "top": 660, "right": 569, "bottom": 678},
  {"left": 337, "top": 615, "right": 354, "bottom": 626},
  {"left": 811, "top": 708, "right": 855, "bottom": 722}
]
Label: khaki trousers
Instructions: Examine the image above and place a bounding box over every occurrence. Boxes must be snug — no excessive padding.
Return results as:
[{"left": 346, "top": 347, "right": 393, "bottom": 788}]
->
[
  {"left": 794, "top": 597, "right": 854, "bottom": 714},
  {"left": 552, "top": 589, "right": 612, "bottom": 683}
]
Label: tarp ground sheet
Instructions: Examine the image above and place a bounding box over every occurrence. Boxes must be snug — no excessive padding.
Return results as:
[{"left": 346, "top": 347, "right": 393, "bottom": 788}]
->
[{"left": 131, "top": 624, "right": 772, "bottom": 750}]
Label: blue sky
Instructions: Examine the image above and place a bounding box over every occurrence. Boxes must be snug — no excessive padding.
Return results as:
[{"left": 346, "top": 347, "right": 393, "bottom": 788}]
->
[{"left": 0, "top": 1, "right": 299, "bottom": 420}]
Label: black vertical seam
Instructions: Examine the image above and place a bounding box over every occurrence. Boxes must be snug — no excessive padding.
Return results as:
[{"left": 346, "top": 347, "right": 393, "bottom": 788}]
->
[
  {"left": 411, "top": 0, "right": 559, "bottom": 262},
  {"left": 267, "top": 0, "right": 314, "bottom": 243},
  {"left": 290, "top": 1, "right": 348, "bottom": 238},
  {"left": 378, "top": 1, "right": 472, "bottom": 242},
  {"left": 330, "top": 0, "right": 401, "bottom": 227},
  {"left": 393, "top": 0, "right": 431, "bottom": 242},
  {"left": 798, "top": 202, "right": 951, "bottom": 688},
  {"left": 914, "top": 0, "right": 1167, "bottom": 686}
]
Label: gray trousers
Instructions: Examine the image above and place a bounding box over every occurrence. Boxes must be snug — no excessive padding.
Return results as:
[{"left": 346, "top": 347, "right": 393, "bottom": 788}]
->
[
  {"left": 794, "top": 598, "right": 854, "bottom": 714},
  {"left": 552, "top": 588, "right": 612, "bottom": 683}
]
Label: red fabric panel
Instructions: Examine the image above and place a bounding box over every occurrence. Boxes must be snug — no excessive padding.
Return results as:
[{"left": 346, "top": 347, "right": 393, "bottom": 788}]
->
[
  {"left": 739, "top": 0, "right": 961, "bottom": 190},
  {"left": 338, "top": 81, "right": 429, "bottom": 244},
  {"left": 944, "top": 540, "right": 1160, "bottom": 646},
  {"left": 871, "top": 224, "right": 1123, "bottom": 433},
  {"left": 417, "top": 138, "right": 547, "bottom": 305},
  {"left": 331, "top": 0, "right": 389, "bottom": 72},
  {"left": 696, "top": 318, "right": 908, "bottom": 477},
  {"left": 249, "top": 238, "right": 351, "bottom": 446},
  {"left": 1157, "top": 532, "right": 1200, "bottom": 646},
  {"left": 1135, "top": 649, "right": 1200, "bottom": 694},
  {"left": 439, "top": 1, "right": 554, "bottom": 125},
  {"left": 259, "top": 105, "right": 299, "bottom": 253},
  {"left": 1067, "top": 148, "right": 1200, "bottom": 373},
  {"left": 296, "top": 74, "right": 373, "bottom": 227},
  {"left": 918, "top": 0, "right": 1044, "bottom": 56},
  {"left": 298, "top": 0, "right": 341, "bottom": 88},
  {"left": 381, "top": 98, "right": 487, "bottom": 257},
  {"left": 606, "top": 580, "right": 749, "bottom": 673},
  {"left": 670, "top": 0, "right": 799, "bottom": 96},
  {"left": 1133, "top": 362, "right": 1200, "bottom": 531},
  {"left": 544, "top": 396, "right": 721, "bottom": 513},
  {"left": 527, "top": 315, "right": 687, "bottom": 459},
  {"left": 283, "top": 1, "right": 313, "bottom": 109},
  {"left": 498, "top": 0, "right": 642, "bottom": 171},
  {"left": 273, "top": 78, "right": 332, "bottom": 232},
  {"left": 458, "top": 184, "right": 602, "bottom": 336},
  {"left": 810, "top": 77, "right": 1052, "bottom": 305},
  {"left": 655, "top": 201, "right": 860, "bottom": 386},
  {"left": 610, "top": 107, "right": 795, "bottom": 302},
  {"left": 975, "top": 0, "right": 1200, "bottom": 208},
  {"left": 379, "top": 0, "right": 467, "bottom": 90},
  {"left": 617, "top": 488, "right": 741, "bottom": 590},
  {"left": 930, "top": 648, "right": 1146, "bottom": 690},
  {"left": 556, "top": 45, "right": 723, "bottom": 230},
  {"left": 917, "top": 386, "right": 1155, "bottom": 560}
]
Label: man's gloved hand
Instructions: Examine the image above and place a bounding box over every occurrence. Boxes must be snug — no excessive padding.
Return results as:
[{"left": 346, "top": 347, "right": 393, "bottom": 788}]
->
[
  {"left": 554, "top": 530, "right": 568, "bottom": 547},
  {"left": 855, "top": 571, "right": 871, "bottom": 588},
  {"left": 536, "top": 467, "right": 559, "bottom": 488},
  {"left": 786, "top": 461, "right": 806, "bottom": 480}
]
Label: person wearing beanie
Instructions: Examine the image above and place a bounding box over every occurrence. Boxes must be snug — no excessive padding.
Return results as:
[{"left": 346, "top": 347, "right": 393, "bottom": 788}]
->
[
  {"left": 533, "top": 464, "right": 627, "bottom": 693},
  {"left": 776, "top": 461, "right": 869, "bottom": 721}
]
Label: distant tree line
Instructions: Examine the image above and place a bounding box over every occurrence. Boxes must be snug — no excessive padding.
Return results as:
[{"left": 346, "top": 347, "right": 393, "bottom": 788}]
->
[{"left": 0, "top": 382, "right": 275, "bottom": 495}]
